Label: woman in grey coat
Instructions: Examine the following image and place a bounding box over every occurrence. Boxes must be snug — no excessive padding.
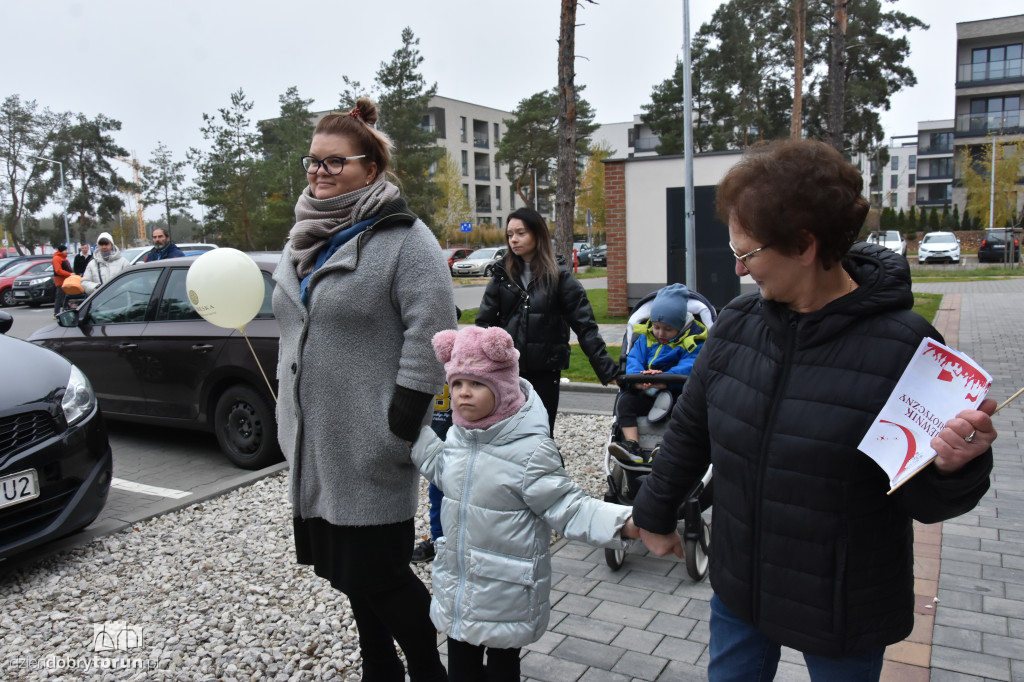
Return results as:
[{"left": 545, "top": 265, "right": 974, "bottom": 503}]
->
[{"left": 272, "top": 98, "right": 456, "bottom": 682}]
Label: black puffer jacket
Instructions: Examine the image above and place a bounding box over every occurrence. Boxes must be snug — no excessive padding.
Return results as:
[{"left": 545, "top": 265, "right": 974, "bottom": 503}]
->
[
  {"left": 632, "top": 243, "right": 992, "bottom": 657},
  {"left": 476, "top": 259, "right": 618, "bottom": 383}
]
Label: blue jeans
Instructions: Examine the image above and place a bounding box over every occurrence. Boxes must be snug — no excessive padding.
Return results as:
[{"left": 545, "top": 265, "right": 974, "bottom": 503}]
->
[{"left": 708, "top": 594, "right": 884, "bottom": 682}]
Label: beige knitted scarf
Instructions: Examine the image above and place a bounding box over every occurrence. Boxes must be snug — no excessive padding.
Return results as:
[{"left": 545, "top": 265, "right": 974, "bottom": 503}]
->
[{"left": 288, "top": 175, "right": 400, "bottom": 278}]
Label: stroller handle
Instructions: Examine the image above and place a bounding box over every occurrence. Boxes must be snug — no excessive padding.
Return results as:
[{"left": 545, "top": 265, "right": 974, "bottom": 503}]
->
[{"left": 618, "top": 373, "right": 688, "bottom": 386}]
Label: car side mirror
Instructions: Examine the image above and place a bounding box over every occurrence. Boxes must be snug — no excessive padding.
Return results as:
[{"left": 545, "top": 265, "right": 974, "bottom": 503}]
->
[{"left": 57, "top": 309, "right": 79, "bottom": 327}]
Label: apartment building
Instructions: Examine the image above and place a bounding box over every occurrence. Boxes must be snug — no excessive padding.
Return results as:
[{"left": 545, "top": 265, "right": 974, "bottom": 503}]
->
[
  {"left": 950, "top": 14, "right": 1024, "bottom": 216},
  {"left": 592, "top": 115, "right": 661, "bottom": 158},
  {"left": 916, "top": 120, "right": 956, "bottom": 210}
]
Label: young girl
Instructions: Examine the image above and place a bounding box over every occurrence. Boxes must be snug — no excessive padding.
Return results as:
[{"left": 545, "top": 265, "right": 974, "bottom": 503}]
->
[{"left": 411, "top": 326, "right": 638, "bottom": 682}]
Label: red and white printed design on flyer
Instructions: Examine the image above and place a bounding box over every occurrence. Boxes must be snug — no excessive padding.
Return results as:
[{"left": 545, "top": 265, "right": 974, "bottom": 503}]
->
[{"left": 858, "top": 338, "right": 992, "bottom": 492}]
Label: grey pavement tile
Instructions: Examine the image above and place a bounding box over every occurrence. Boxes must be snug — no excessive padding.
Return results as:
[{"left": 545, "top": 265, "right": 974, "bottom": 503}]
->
[
  {"left": 681, "top": 598, "right": 712, "bottom": 621},
  {"left": 619, "top": 570, "right": 683, "bottom": 594},
  {"left": 1010, "top": 617, "right": 1024, "bottom": 639},
  {"left": 610, "top": 649, "right": 669, "bottom": 681},
  {"left": 587, "top": 581, "right": 652, "bottom": 607},
  {"left": 672, "top": 581, "right": 714, "bottom": 600},
  {"left": 939, "top": 572, "right": 1008, "bottom": 598},
  {"left": 1012, "top": 659, "right": 1024, "bottom": 682},
  {"left": 552, "top": 613, "right": 624, "bottom": 644},
  {"left": 937, "top": 585, "right": 983, "bottom": 610},
  {"left": 553, "top": 592, "right": 601, "bottom": 617},
  {"left": 980, "top": 516, "right": 1024, "bottom": 533},
  {"left": 658, "top": 659, "right": 709, "bottom": 681},
  {"left": 930, "top": 646, "right": 1012, "bottom": 681},
  {"left": 982, "top": 631, "right": 1024, "bottom": 660},
  {"left": 924, "top": 670, "right": 984, "bottom": 682},
  {"left": 524, "top": 630, "right": 566, "bottom": 655},
  {"left": 548, "top": 609, "right": 568, "bottom": 629},
  {"left": 943, "top": 559, "right": 985, "bottom": 578},
  {"left": 936, "top": 605, "right": 1009, "bottom": 636},
  {"left": 1003, "top": 530, "right": 1024, "bottom": 544},
  {"left": 1008, "top": 583, "right": 1024, "bottom": 601},
  {"left": 519, "top": 651, "right": 588, "bottom": 682},
  {"left": 945, "top": 533, "right": 983, "bottom": 551},
  {"left": 589, "top": 601, "right": 657, "bottom": 630},
  {"left": 646, "top": 612, "right": 699, "bottom": 639},
  {"left": 555, "top": 540, "right": 599, "bottom": 561},
  {"left": 1004, "top": 554, "right": 1024, "bottom": 571},
  {"left": 651, "top": 635, "right": 707, "bottom": 665},
  {"left": 932, "top": 623, "right": 983, "bottom": 651},
  {"left": 640, "top": 591, "right": 689, "bottom": 616},
  {"left": 552, "top": 636, "right": 627, "bottom": 669},
  {"left": 688, "top": 619, "right": 711, "bottom": 645},
  {"left": 942, "top": 545, "right": 1005, "bottom": 567},
  {"left": 577, "top": 668, "right": 632, "bottom": 682},
  {"left": 619, "top": 554, "right": 678, "bottom": 577},
  {"left": 774, "top": 661, "right": 812, "bottom": 681},
  {"left": 550, "top": 588, "right": 566, "bottom": 607},
  {"left": 983, "top": 565, "right": 1024, "bottom": 586},
  {"left": 609, "top": 626, "right": 664, "bottom": 655},
  {"left": 944, "top": 524, "right": 1000, "bottom": 541},
  {"left": 556, "top": 574, "right": 601, "bottom": 596},
  {"left": 983, "top": 595, "right": 1024, "bottom": 618},
  {"left": 984, "top": 539, "right": 1024, "bottom": 559},
  {"left": 947, "top": 513, "right": 981, "bottom": 528},
  {"left": 552, "top": 555, "right": 598, "bottom": 578},
  {"left": 585, "top": 562, "right": 628, "bottom": 584}
]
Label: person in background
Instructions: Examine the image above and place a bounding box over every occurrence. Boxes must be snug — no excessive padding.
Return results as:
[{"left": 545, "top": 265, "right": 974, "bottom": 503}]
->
[
  {"left": 273, "top": 97, "right": 454, "bottom": 682},
  {"left": 608, "top": 283, "right": 707, "bottom": 465},
  {"left": 144, "top": 227, "right": 185, "bottom": 262},
  {"left": 476, "top": 207, "right": 618, "bottom": 436},
  {"left": 412, "top": 325, "right": 638, "bottom": 682},
  {"left": 632, "top": 139, "right": 995, "bottom": 681},
  {"left": 51, "top": 244, "right": 73, "bottom": 316},
  {"left": 81, "top": 233, "right": 128, "bottom": 294},
  {"left": 73, "top": 242, "right": 93, "bottom": 276}
]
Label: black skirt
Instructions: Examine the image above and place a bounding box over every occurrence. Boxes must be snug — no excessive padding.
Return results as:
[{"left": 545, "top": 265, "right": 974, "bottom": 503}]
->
[{"left": 293, "top": 516, "right": 416, "bottom": 594}]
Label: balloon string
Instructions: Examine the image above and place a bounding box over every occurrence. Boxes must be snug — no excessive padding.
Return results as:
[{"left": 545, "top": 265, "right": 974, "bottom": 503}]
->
[{"left": 241, "top": 328, "right": 278, "bottom": 403}]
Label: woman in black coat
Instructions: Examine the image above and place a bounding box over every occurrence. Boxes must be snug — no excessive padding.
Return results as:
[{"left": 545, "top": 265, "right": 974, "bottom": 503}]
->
[
  {"left": 476, "top": 208, "right": 617, "bottom": 435},
  {"left": 633, "top": 139, "right": 996, "bottom": 680}
]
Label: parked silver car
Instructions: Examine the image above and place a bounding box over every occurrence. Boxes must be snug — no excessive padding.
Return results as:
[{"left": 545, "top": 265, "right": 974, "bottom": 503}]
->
[
  {"left": 451, "top": 247, "right": 507, "bottom": 277},
  {"left": 917, "top": 231, "right": 961, "bottom": 265},
  {"left": 866, "top": 230, "right": 906, "bottom": 257}
]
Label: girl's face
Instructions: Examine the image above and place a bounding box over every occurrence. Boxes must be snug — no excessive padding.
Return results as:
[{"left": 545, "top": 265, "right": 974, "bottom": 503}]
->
[
  {"left": 450, "top": 379, "right": 496, "bottom": 423},
  {"left": 506, "top": 218, "right": 537, "bottom": 262},
  {"left": 307, "top": 133, "right": 377, "bottom": 200}
]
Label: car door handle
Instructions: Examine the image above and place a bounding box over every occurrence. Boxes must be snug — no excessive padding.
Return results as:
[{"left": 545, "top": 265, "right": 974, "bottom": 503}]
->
[
  {"left": 118, "top": 342, "right": 138, "bottom": 352},
  {"left": 192, "top": 344, "right": 215, "bottom": 353}
]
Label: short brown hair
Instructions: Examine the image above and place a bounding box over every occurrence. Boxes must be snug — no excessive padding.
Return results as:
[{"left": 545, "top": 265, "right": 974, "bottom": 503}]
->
[
  {"left": 314, "top": 97, "right": 393, "bottom": 177},
  {"left": 715, "top": 139, "right": 868, "bottom": 269}
]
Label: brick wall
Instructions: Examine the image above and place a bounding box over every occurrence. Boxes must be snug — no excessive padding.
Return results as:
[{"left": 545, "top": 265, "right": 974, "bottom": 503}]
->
[{"left": 604, "top": 160, "right": 629, "bottom": 317}]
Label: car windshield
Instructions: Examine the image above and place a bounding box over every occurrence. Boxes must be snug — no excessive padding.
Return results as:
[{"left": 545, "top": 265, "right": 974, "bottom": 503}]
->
[
  {"left": 471, "top": 249, "right": 498, "bottom": 259},
  {"left": 924, "top": 234, "right": 956, "bottom": 244},
  {"left": 0, "top": 261, "right": 30, "bottom": 276},
  {"left": 885, "top": 231, "right": 901, "bottom": 240}
]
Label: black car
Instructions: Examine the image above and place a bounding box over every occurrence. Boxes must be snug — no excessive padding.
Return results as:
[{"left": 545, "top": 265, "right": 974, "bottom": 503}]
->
[
  {"left": 590, "top": 244, "right": 607, "bottom": 267},
  {"left": 29, "top": 254, "right": 282, "bottom": 469},
  {"left": 0, "top": 310, "right": 113, "bottom": 563},
  {"left": 12, "top": 263, "right": 56, "bottom": 307},
  {"left": 977, "top": 228, "right": 1021, "bottom": 264}
]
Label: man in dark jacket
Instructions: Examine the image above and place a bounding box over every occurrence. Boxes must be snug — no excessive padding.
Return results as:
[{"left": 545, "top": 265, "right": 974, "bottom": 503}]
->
[
  {"left": 72, "top": 243, "right": 93, "bottom": 275},
  {"left": 633, "top": 139, "right": 995, "bottom": 680},
  {"left": 144, "top": 227, "right": 185, "bottom": 262}
]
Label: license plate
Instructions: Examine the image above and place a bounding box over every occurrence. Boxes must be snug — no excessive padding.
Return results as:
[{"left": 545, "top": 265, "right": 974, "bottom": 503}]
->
[
  {"left": 13, "top": 290, "right": 26, "bottom": 298},
  {"left": 0, "top": 469, "right": 40, "bottom": 510}
]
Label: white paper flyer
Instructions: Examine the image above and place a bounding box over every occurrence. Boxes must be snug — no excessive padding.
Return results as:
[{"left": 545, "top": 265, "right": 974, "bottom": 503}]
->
[{"left": 858, "top": 337, "right": 992, "bottom": 491}]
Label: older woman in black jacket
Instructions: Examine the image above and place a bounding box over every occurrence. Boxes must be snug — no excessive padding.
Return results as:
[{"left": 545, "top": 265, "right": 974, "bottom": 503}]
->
[
  {"left": 633, "top": 139, "right": 996, "bottom": 681},
  {"left": 476, "top": 208, "right": 617, "bottom": 435}
]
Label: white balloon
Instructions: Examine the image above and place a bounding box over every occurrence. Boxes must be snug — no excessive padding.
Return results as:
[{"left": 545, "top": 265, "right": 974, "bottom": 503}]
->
[{"left": 186, "top": 248, "right": 265, "bottom": 331}]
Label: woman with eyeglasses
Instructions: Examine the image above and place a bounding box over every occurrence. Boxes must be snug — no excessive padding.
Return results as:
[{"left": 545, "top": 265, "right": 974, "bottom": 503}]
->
[
  {"left": 272, "top": 97, "right": 454, "bottom": 682},
  {"left": 632, "top": 139, "right": 996, "bottom": 681}
]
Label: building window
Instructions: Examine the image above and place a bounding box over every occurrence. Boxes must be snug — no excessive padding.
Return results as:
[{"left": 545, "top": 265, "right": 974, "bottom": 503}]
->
[
  {"left": 971, "top": 44, "right": 1023, "bottom": 81},
  {"left": 969, "top": 96, "right": 1021, "bottom": 134},
  {"left": 460, "top": 117, "right": 467, "bottom": 143},
  {"left": 909, "top": 174, "right": 915, "bottom": 188},
  {"left": 496, "top": 186, "right": 502, "bottom": 211},
  {"left": 494, "top": 123, "right": 500, "bottom": 145},
  {"left": 510, "top": 187, "right": 516, "bottom": 210},
  {"left": 463, "top": 184, "right": 469, "bottom": 203},
  {"left": 909, "top": 155, "right": 916, "bottom": 170},
  {"left": 497, "top": 217, "right": 502, "bottom": 230},
  {"left": 891, "top": 156, "right": 899, "bottom": 171},
  {"left": 461, "top": 150, "right": 468, "bottom": 176},
  {"left": 891, "top": 174, "right": 898, "bottom": 190},
  {"left": 889, "top": 194, "right": 897, "bottom": 208}
]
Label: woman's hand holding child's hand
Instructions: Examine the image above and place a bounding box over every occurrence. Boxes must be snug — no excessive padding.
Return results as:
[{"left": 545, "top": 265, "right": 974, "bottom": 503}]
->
[{"left": 621, "top": 517, "right": 640, "bottom": 539}]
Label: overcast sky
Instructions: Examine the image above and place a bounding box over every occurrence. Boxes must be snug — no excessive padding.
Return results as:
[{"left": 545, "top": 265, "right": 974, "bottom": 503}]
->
[{"left": 5, "top": 0, "right": 1022, "bottom": 217}]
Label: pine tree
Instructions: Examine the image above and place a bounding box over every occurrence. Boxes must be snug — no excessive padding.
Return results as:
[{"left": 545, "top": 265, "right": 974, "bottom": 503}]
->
[
  {"left": 896, "top": 208, "right": 906, "bottom": 231},
  {"left": 141, "top": 142, "right": 191, "bottom": 231},
  {"left": 260, "top": 86, "right": 315, "bottom": 246}
]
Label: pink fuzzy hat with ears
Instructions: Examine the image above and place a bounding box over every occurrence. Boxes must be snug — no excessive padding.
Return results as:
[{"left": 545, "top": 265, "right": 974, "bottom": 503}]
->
[{"left": 433, "top": 326, "right": 526, "bottom": 429}]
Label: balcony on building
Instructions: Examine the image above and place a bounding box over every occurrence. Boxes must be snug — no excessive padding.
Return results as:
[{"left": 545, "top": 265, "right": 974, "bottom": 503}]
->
[
  {"left": 474, "top": 153, "right": 490, "bottom": 181},
  {"left": 955, "top": 108, "right": 1023, "bottom": 137},
  {"left": 956, "top": 49, "right": 1023, "bottom": 86},
  {"left": 475, "top": 185, "right": 491, "bottom": 214},
  {"left": 473, "top": 120, "right": 490, "bottom": 149}
]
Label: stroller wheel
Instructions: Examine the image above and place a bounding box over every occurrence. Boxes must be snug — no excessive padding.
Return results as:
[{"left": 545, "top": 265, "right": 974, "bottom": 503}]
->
[
  {"left": 605, "top": 547, "right": 625, "bottom": 571},
  {"left": 685, "top": 519, "right": 711, "bottom": 582}
]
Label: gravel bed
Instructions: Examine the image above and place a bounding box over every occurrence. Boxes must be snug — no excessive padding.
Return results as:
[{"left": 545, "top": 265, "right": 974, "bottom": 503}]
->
[{"left": 0, "top": 414, "right": 613, "bottom": 681}]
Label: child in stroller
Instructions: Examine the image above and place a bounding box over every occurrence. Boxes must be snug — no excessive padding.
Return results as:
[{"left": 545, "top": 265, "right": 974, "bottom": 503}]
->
[{"left": 603, "top": 283, "right": 715, "bottom": 579}]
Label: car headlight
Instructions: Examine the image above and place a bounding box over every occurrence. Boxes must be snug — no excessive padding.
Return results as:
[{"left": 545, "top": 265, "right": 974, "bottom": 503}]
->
[
  {"left": 27, "top": 276, "right": 50, "bottom": 286},
  {"left": 62, "top": 365, "right": 96, "bottom": 426}
]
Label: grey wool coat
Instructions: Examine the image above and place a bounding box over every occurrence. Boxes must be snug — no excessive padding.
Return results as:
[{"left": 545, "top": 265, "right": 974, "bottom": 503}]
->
[
  {"left": 273, "top": 209, "right": 457, "bottom": 527},
  {"left": 411, "top": 380, "right": 633, "bottom": 649}
]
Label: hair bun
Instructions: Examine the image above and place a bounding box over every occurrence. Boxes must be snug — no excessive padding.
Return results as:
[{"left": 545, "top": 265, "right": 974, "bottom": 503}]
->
[{"left": 354, "top": 97, "right": 379, "bottom": 126}]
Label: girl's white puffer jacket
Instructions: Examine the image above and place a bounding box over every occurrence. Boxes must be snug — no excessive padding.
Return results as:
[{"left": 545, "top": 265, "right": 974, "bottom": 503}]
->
[{"left": 411, "top": 380, "right": 632, "bottom": 649}]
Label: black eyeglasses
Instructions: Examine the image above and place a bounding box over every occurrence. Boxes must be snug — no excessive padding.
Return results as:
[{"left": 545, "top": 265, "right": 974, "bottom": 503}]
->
[
  {"left": 301, "top": 155, "right": 366, "bottom": 175},
  {"left": 729, "top": 242, "right": 771, "bottom": 267}
]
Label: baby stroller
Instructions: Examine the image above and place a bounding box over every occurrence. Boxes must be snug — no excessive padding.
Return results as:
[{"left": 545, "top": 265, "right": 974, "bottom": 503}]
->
[{"left": 603, "top": 287, "right": 716, "bottom": 581}]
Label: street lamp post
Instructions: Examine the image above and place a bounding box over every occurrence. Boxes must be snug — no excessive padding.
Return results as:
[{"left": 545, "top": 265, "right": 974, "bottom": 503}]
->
[{"left": 29, "top": 155, "right": 71, "bottom": 248}]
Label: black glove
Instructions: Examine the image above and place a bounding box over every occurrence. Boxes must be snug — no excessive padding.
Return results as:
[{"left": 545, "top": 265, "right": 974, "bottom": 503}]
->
[{"left": 388, "top": 385, "right": 433, "bottom": 443}]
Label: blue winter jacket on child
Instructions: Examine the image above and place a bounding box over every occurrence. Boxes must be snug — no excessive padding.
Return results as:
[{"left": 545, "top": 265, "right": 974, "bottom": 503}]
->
[{"left": 626, "top": 319, "right": 708, "bottom": 377}]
